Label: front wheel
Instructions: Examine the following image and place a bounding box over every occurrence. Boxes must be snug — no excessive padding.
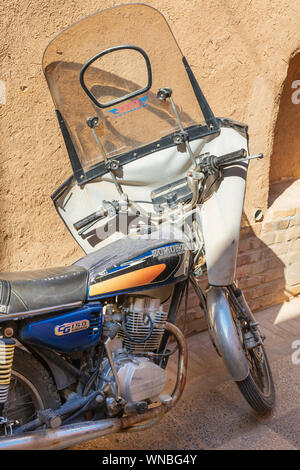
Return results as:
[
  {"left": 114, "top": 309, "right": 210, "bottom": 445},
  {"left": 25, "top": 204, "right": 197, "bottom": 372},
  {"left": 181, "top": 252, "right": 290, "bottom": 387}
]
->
[
  {"left": 229, "top": 290, "right": 275, "bottom": 414},
  {"left": 236, "top": 344, "right": 275, "bottom": 414}
]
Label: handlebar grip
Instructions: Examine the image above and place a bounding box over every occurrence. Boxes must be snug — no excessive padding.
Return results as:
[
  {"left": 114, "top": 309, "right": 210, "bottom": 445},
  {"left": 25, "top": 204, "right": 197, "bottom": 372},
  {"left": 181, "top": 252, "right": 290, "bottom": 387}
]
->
[
  {"left": 73, "top": 209, "right": 105, "bottom": 231},
  {"left": 213, "top": 148, "right": 247, "bottom": 168}
]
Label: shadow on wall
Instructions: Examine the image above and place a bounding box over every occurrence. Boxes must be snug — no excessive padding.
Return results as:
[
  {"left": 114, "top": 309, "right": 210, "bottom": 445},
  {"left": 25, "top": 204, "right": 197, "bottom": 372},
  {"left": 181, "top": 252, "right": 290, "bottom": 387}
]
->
[
  {"left": 180, "top": 51, "right": 300, "bottom": 336},
  {"left": 236, "top": 213, "right": 290, "bottom": 312}
]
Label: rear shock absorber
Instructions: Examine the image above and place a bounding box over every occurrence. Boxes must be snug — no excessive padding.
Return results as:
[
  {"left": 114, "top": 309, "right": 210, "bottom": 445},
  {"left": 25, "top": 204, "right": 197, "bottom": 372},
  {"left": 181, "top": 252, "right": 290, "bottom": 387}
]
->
[{"left": 0, "top": 336, "right": 15, "bottom": 413}]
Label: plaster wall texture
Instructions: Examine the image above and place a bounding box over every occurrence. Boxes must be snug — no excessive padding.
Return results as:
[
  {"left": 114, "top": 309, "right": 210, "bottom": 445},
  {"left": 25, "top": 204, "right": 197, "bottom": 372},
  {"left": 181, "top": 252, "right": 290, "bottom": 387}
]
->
[{"left": 0, "top": 1, "right": 299, "bottom": 320}]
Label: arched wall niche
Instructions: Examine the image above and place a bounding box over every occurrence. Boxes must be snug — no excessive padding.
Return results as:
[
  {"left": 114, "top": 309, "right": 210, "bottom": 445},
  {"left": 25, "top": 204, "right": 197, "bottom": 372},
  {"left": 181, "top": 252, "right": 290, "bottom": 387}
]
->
[{"left": 269, "top": 51, "right": 300, "bottom": 185}]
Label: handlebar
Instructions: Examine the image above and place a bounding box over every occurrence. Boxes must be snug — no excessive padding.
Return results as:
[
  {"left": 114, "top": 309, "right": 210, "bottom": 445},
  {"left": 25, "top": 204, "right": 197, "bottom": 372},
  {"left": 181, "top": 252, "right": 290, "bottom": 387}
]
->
[
  {"left": 198, "top": 148, "right": 263, "bottom": 175},
  {"left": 74, "top": 148, "right": 263, "bottom": 235},
  {"left": 213, "top": 148, "right": 247, "bottom": 168},
  {"left": 73, "top": 208, "right": 106, "bottom": 231}
]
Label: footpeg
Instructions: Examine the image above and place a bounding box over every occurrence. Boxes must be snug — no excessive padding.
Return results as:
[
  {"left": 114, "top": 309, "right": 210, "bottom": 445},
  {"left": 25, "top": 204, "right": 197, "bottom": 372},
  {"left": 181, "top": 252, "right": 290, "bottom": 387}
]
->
[
  {"left": 159, "top": 394, "right": 172, "bottom": 406},
  {"left": 38, "top": 409, "right": 62, "bottom": 429},
  {"left": 124, "top": 401, "right": 148, "bottom": 415}
]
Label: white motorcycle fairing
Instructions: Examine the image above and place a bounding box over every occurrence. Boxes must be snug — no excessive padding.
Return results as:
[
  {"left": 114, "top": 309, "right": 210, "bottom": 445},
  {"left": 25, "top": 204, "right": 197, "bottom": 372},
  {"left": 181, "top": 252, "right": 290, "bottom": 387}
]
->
[{"left": 52, "top": 121, "right": 248, "bottom": 286}]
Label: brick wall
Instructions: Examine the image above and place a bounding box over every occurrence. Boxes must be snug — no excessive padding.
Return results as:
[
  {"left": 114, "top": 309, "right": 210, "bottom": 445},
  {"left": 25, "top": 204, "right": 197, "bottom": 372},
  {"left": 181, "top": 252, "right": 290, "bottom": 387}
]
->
[
  {"left": 237, "top": 209, "right": 300, "bottom": 310},
  {"left": 177, "top": 204, "right": 300, "bottom": 337}
]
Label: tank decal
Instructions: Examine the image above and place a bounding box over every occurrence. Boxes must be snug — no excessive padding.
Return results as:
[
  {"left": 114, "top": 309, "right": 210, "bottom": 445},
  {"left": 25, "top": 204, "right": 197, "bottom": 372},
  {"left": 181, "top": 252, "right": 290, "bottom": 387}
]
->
[{"left": 89, "top": 264, "right": 166, "bottom": 297}]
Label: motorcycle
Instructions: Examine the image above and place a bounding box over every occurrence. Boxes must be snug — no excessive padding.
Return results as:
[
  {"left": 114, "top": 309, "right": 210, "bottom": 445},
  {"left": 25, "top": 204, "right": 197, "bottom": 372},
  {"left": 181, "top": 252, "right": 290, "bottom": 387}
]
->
[{"left": 0, "top": 4, "right": 275, "bottom": 450}]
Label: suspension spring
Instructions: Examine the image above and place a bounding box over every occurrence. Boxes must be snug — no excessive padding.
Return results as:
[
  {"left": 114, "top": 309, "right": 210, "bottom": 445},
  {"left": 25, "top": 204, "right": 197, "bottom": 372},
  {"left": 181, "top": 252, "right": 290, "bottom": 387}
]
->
[{"left": 0, "top": 337, "right": 15, "bottom": 404}]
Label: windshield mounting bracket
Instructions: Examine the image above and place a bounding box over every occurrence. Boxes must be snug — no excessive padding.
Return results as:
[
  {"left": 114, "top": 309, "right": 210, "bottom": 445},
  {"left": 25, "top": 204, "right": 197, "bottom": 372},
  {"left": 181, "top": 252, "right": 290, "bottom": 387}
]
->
[{"left": 157, "top": 87, "right": 198, "bottom": 169}]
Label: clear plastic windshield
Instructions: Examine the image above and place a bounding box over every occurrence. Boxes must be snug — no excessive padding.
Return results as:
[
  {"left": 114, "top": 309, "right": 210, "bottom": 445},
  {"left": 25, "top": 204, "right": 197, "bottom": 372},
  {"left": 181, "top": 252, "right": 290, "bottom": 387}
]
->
[{"left": 43, "top": 3, "right": 205, "bottom": 170}]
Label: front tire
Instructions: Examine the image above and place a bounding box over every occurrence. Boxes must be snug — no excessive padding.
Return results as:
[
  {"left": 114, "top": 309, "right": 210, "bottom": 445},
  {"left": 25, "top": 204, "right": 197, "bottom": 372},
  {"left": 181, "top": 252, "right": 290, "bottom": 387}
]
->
[
  {"left": 236, "top": 344, "right": 275, "bottom": 414},
  {"left": 229, "top": 292, "right": 276, "bottom": 414}
]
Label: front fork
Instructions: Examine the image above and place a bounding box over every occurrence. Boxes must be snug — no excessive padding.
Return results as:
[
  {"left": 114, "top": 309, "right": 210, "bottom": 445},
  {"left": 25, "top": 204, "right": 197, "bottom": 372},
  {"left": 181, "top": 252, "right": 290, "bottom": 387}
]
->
[{"left": 227, "top": 283, "right": 265, "bottom": 349}]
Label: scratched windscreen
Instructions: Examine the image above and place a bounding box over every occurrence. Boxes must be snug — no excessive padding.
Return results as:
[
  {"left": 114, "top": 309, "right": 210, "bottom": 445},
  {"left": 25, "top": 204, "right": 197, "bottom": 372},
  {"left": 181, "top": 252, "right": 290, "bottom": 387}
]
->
[{"left": 43, "top": 4, "right": 205, "bottom": 169}]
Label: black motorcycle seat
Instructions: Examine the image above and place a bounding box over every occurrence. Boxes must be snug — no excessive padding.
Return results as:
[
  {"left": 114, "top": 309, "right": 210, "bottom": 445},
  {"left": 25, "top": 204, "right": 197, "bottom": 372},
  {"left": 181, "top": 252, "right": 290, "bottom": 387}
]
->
[{"left": 0, "top": 266, "right": 88, "bottom": 315}]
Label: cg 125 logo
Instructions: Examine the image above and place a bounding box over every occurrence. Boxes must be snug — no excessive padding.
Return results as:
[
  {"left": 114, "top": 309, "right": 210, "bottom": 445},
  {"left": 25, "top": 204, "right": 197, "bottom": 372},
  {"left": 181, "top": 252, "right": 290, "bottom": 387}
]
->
[{"left": 55, "top": 320, "right": 90, "bottom": 336}]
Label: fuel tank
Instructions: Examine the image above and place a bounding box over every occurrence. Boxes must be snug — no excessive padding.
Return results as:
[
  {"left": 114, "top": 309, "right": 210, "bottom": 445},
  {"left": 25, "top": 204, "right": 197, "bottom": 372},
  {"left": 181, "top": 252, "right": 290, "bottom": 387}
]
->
[
  {"left": 19, "top": 241, "right": 189, "bottom": 353},
  {"left": 84, "top": 241, "right": 191, "bottom": 300}
]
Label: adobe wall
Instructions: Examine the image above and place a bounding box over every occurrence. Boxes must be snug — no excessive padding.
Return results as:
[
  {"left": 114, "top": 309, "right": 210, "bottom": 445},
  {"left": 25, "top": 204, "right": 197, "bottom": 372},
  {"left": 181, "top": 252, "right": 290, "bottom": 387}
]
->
[{"left": 0, "top": 1, "right": 300, "bottom": 332}]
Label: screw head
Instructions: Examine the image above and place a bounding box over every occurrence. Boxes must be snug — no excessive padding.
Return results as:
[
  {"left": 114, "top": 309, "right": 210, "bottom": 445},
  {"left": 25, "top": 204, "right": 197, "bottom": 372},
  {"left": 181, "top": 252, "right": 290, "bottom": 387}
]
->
[
  {"left": 4, "top": 327, "right": 14, "bottom": 338},
  {"left": 254, "top": 209, "right": 264, "bottom": 222}
]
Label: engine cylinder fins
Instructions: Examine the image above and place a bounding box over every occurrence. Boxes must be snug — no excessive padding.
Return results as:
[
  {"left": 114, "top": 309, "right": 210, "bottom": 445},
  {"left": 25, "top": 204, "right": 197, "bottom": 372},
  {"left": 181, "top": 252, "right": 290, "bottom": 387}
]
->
[
  {"left": 119, "top": 296, "right": 168, "bottom": 354},
  {"left": 0, "top": 337, "right": 16, "bottom": 403}
]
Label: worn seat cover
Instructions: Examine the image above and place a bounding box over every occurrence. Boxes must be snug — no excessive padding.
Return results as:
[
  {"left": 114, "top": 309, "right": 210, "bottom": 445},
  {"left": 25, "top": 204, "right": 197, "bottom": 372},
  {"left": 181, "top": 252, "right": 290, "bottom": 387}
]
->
[
  {"left": 74, "top": 236, "right": 179, "bottom": 281},
  {"left": 0, "top": 266, "right": 88, "bottom": 314}
]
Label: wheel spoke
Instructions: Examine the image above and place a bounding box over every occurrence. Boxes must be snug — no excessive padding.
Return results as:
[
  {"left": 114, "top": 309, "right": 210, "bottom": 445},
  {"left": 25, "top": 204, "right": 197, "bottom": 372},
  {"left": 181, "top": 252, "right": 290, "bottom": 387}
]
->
[
  {"left": 232, "top": 305, "right": 271, "bottom": 398},
  {"left": 2, "top": 373, "right": 41, "bottom": 432}
]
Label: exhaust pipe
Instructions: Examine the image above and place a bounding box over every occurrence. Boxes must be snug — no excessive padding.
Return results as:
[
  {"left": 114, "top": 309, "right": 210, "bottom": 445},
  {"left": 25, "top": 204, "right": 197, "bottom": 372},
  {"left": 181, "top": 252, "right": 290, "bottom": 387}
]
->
[
  {"left": 0, "top": 322, "right": 187, "bottom": 450},
  {"left": 0, "top": 408, "right": 164, "bottom": 450}
]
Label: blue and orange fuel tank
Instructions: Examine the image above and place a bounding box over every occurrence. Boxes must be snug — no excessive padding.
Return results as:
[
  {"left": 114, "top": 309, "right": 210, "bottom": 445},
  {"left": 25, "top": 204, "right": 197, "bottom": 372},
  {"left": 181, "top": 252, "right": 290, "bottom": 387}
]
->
[
  {"left": 19, "top": 242, "right": 190, "bottom": 353},
  {"left": 86, "top": 242, "right": 191, "bottom": 299}
]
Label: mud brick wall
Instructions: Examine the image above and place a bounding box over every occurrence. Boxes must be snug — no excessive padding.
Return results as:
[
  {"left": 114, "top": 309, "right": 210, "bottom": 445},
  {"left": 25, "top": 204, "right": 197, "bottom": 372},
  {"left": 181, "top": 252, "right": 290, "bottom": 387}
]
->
[
  {"left": 1, "top": 0, "right": 300, "bottom": 274},
  {"left": 237, "top": 211, "right": 300, "bottom": 310},
  {"left": 179, "top": 208, "right": 300, "bottom": 336}
]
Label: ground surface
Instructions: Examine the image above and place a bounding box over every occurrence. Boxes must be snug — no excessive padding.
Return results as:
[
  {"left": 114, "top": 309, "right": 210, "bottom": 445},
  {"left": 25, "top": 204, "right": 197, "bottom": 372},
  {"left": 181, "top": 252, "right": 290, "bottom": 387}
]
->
[{"left": 72, "top": 299, "right": 300, "bottom": 450}]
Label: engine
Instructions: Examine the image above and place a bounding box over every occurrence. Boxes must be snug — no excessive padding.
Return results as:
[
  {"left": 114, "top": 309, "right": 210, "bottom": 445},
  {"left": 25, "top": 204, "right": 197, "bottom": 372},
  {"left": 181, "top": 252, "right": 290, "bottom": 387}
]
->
[
  {"left": 119, "top": 296, "right": 168, "bottom": 354},
  {"left": 100, "top": 296, "right": 169, "bottom": 407}
]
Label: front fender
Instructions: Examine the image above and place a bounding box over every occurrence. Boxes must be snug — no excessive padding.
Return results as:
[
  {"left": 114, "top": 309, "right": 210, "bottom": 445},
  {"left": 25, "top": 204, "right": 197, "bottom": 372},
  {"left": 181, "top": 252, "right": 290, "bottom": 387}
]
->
[
  {"left": 206, "top": 286, "right": 249, "bottom": 382},
  {"left": 199, "top": 125, "right": 249, "bottom": 286}
]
